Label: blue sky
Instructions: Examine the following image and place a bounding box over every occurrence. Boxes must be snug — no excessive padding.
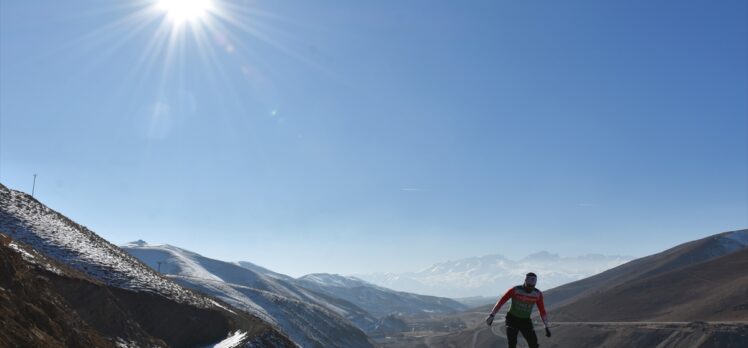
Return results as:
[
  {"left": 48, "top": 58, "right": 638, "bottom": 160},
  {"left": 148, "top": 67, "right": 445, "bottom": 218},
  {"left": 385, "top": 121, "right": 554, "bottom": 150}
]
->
[{"left": 1, "top": 0, "right": 746, "bottom": 276}]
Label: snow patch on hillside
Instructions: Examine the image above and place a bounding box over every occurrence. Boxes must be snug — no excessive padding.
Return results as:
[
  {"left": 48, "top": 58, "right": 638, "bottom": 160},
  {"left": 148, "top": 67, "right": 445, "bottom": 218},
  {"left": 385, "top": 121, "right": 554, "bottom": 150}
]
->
[
  {"left": 0, "top": 185, "right": 210, "bottom": 307},
  {"left": 7, "top": 241, "right": 64, "bottom": 275},
  {"left": 301, "top": 273, "right": 370, "bottom": 288}
]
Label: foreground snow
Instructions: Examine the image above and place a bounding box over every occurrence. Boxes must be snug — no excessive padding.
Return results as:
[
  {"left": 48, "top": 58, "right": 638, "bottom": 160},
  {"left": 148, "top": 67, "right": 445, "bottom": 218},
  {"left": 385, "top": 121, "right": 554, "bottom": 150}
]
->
[{"left": 209, "top": 331, "right": 247, "bottom": 348}]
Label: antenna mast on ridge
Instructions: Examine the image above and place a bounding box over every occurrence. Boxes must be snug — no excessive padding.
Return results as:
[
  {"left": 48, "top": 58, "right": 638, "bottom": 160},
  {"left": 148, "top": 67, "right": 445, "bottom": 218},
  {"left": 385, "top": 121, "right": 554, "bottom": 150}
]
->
[{"left": 32, "top": 174, "right": 38, "bottom": 197}]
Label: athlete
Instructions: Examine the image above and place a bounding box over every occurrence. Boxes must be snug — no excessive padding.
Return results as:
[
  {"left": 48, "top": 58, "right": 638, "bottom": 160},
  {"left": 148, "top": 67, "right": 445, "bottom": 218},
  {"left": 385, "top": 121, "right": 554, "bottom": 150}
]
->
[{"left": 485, "top": 272, "right": 551, "bottom": 348}]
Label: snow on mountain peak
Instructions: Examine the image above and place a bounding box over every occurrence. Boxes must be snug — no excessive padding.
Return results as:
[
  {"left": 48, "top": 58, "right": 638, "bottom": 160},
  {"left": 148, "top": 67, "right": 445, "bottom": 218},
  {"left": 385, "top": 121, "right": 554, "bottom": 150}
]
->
[
  {"left": 357, "top": 251, "right": 636, "bottom": 298},
  {"left": 299, "top": 273, "right": 369, "bottom": 288},
  {"left": 523, "top": 251, "right": 561, "bottom": 261}
]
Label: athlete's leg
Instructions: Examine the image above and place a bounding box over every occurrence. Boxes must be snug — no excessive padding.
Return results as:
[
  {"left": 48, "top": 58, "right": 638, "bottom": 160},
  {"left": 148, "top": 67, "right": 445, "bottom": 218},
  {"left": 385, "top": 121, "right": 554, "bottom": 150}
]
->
[
  {"left": 505, "top": 315, "right": 520, "bottom": 348},
  {"left": 518, "top": 320, "right": 539, "bottom": 348},
  {"left": 506, "top": 324, "right": 519, "bottom": 348}
]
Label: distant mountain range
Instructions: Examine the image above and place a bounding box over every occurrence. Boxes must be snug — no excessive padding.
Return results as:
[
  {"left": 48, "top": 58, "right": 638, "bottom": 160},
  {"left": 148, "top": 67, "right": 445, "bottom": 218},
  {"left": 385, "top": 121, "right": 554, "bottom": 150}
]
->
[
  {"left": 296, "top": 273, "right": 466, "bottom": 318},
  {"left": 357, "top": 252, "right": 633, "bottom": 298}
]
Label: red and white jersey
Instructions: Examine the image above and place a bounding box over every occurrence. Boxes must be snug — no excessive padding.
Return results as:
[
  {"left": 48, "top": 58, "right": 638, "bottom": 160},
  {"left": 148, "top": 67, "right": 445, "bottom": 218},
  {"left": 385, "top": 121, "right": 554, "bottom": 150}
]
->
[{"left": 490, "top": 285, "right": 548, "bottom": 326}]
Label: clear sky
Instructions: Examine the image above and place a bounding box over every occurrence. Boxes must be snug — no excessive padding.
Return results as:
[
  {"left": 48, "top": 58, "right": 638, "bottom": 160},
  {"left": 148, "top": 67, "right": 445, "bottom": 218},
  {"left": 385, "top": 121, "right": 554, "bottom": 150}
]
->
[{"left": 1, "top": 0, "right": 746, "bottom": 277}]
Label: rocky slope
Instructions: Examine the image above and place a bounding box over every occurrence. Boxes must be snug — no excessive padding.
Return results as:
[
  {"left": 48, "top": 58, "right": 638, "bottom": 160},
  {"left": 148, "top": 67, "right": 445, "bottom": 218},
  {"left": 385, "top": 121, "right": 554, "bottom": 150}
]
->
[
  {"left": 0, "top": 234, "right": 118, "bottom": 347},
  {"left": 0, "top": 184, "right": 203, "bottom": 304},
  {"left": 0, "top": 233, "right": 294, "bottom": 347}
]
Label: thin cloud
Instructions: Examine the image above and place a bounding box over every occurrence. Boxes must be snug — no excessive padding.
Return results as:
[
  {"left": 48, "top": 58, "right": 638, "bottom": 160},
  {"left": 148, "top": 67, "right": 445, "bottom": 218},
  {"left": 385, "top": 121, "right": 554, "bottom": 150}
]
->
[{"left": 400, "top": 188, "right": 427, "bottom": 192}]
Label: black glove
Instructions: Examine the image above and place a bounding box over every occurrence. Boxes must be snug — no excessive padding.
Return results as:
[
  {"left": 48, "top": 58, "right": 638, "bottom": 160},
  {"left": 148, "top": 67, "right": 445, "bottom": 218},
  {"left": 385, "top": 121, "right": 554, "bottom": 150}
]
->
[
  {"left": 485, "top": 314, "right": 495, "bottom": 326},
  {"left": 545, "top": 327, "right": 551, "bottom": 337}
]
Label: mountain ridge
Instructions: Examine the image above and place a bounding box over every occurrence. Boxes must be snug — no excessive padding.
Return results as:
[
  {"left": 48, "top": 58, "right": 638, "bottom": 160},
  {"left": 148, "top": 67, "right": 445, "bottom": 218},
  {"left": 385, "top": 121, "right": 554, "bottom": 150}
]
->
[
  {"left": 122, "top": 241, "right": 376, "bottom": 348},
  {"left": 296, "top": 273, "right": 467, "bottom": 319}
]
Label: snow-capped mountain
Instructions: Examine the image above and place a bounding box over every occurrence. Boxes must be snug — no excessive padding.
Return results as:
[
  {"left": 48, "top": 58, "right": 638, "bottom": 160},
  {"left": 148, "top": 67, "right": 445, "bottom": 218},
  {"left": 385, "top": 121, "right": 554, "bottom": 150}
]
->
[
  {"left": 122, "top": 242, "right": 376, "bottom": 348},
  {"left": 0, "top": 184, "right": 295, "bottom": 347},
  {"left": 357, "top": 252, "right": 633, "bottom": 298},
  {"left": 296, "top": 273, "right": 467, "bottom": 318}
]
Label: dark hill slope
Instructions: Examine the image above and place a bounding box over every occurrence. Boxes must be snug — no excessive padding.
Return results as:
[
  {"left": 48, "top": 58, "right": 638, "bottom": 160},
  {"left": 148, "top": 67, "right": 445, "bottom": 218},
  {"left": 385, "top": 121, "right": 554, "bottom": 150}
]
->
[
  {"left": 553, "top": 247, "right": 748, "bottom": 322},
  {"left": 0, "top": 235, "right": 117, "bottom": 347},
  {"left": 543, "top": 229, "right": 748, "bottom": 309}
]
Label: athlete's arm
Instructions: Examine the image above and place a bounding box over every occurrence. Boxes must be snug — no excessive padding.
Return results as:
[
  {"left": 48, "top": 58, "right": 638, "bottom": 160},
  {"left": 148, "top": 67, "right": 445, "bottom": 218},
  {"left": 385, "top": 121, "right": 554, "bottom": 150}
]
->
[
  {"left": 537, "top": 292, "right": 549, "bottom": 327},
  {"left": 490, "top": 287, "right": 515, "bottom": 315}
]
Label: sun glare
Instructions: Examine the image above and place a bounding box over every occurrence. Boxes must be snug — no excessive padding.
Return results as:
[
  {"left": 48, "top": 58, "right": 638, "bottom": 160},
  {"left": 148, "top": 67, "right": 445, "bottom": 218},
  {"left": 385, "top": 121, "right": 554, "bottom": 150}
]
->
[
  {"left": 79, "top": 0, "right": 290, "bottom": 101},
  {"left": 158, "top": 0, "right": 213, "bottom": 24}
]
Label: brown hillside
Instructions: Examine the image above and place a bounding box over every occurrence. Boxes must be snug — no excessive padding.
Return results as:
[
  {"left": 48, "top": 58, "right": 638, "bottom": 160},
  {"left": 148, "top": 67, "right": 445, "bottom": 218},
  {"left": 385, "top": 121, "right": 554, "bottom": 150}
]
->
[
  {"left": 553, "top": 247, "right": 748, "bottom": 322},
  {"left": 542, "top": 229, "right": 748, "bottom": 310},
  {"left": 0, "top": 236, "right": 123, "bottom": 347}
]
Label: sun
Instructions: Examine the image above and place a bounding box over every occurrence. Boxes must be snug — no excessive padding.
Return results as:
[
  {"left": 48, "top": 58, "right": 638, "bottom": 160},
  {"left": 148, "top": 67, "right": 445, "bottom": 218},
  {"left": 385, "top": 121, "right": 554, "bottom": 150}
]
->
[{"left": 157, "top": 0, "right": 213, "bottom": 24}]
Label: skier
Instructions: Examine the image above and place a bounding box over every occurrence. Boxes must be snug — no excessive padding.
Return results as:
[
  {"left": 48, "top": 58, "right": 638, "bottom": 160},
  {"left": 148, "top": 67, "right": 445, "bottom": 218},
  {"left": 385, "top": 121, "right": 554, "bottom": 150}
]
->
[{"left": 485, "top": 272, "right": 551, "bottom": 348}]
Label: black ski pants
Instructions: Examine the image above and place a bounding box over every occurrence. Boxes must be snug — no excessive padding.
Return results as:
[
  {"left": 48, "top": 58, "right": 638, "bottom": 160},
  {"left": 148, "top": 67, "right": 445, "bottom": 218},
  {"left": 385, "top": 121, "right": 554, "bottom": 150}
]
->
[{"left": 505, "top": 313, "right": 538, "bottom": 348}]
